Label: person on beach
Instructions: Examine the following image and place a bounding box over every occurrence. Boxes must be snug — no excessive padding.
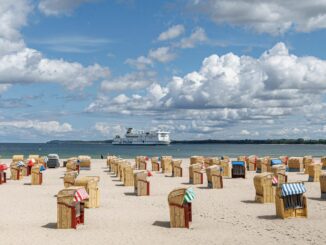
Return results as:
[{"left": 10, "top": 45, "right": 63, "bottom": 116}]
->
[{"left": 101, "top": 154, "right": 104, "bottom": 159}]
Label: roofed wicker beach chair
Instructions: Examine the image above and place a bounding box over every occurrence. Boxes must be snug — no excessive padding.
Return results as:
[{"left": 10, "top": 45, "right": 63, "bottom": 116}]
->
[
  {"left": 220, "top": 159, "right": 232, "bottom": 178},
  {"left": 161, "top": 156, "right": 172, "bottom": 173},
  {"left": 204, "top": 157, "right": 219, "bottom": 168},
  {"left": 118, "top": 161, "right": 128, "bottom": 181},
  {"left": 172, "top": 159, "right": 182, "bottom": 177},
  {"left": 308, "top": 163, "right": 321, "bottom": 182},
  {"left": 319, "top": 172, "right": 326, "bottom": 199},
  {"left": 78, "top": 155, "right": 91, "bottom": 170},
  {"left": 287, "top": 157, "right": 303, "bottom": 172},
  {"left": 139, "top": 157, "right": 147, "bottom": 171},
  {"left": 24, "top": 155, "right": 40, "bottom": 175},
  {"left": 151, "top": 157, "right": 160, "bottom": 172},
  {"left": 57, "top": 187, "right": 88, "bottom": 229},
  {"left": 279, "top": 156, "right": 289, "bottom": 165},
  {"left": 268, "top": 159, "right": 283, "bottom": 172},
  {"left": 275, "top": 182, "right": 307, "bottom": 219},
  {"left": 190, "top": 156, "right": 204, "bottom": 165},
  {"left": 21, "top": 161, "right": 31, "bottom": 177},
  {"left": 10, "top": 160, "right": 24, "bottom": 180},
  {"left": 256, "top": 157, "right": 269, "bottom": 173},
  {"left": 321, "top": 156, "right": 326, "bottom": 170},
  {"left": 254, "top": 173, "right": 275, "bottom": 203},
  {"left": 237, "top": 156, "right": 248, "bottom": 167},
  {"left": 232, "top": 161, "right": 246, "bottom": 178},
  {"left": 111, "top": 158, "right": 119, "bottom": 175},
  {"left": 66, "top": 157, "right": 80, "bottom": 174},
  {"left": 123, "top": 165, "right": 134, "bottom": 186},
  {"left": 189, "top": 163, "right": 203, "bottom": 184},
  {"left": 134, "top": 171, "right": 150, "bottom": 196},
  {"left": 206, "top": 165, "right": 223, "bottom": 189},
  {"left": 31, "top": 164, "right": 45, "bottom": 185},
  {"left": 12, "top": 155, "right": 24, "bottom": 163},
  {"left": 247, "top": 155, "right": 257, "bottom": 171},
  {"left": 271, "top": 164, "right": 287, "bottom": 187},
  {"left": 38, "top": 156, "right": 48, "bottom": 168},
  {"left": 303, "top": 156, "right": 313, "bottom": 174},
  {"left": 107, "top": 155, "right": 117, "bottom": 172},
  {"left": 64, "top": 171, "right": 78, "bottom": 188},
  {"left": 135, "top": 156, "right": 147, "bottom": 170},
  {"left": 74, "top": 176, "right": 100, "bottom": 208},
  {"left": 168, "top": 187, "right": 195, "bottom": 228},
  {"left": 0, "top": 163, "right": 8, "bottom": 185},
  {"left": 28, "top": 154, "right": 40, "bottom": 162}
]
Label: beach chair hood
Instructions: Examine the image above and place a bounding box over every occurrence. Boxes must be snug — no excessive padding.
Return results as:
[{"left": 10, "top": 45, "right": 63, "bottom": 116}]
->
[{"left": 281, "top": 183, "right": 306, "bottom": 197}]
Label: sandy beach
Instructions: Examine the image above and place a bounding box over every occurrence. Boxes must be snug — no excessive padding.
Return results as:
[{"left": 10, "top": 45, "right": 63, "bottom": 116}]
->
[{"left": 1, "top": 158, "right": 326, "bottom": 245}]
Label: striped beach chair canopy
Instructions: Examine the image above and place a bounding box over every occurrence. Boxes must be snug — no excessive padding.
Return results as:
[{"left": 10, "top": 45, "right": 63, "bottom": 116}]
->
[
  {"left": 17, "top": 161, "right": 25, "bottom": 167},
  {"left": 74, "top": 188, "right": 89, "bottom": 202},
  {"left": 232, "top": 161, "right": 245, "bottom": 166},
  {"left": 281, "top": 183, "right": 306, "bottom": 197},
  {"left": 184, "top": 187, "right": 195, "bottom": 203}
]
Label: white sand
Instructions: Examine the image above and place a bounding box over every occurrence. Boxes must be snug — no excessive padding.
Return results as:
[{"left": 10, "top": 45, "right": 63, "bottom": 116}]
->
[{"left": 1, "top": 158, "right": 326, "bottom": 245}]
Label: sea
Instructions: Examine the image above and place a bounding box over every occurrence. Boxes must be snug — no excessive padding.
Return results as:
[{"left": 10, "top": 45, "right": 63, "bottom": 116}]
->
[{"left": 1, "top": 143, "right": 326, "bottom": 159}]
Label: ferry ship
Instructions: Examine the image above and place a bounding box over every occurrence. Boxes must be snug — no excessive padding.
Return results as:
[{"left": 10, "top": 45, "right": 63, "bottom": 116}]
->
[{"left": 112, "top": 128, "right": 170, "bottom": 145}]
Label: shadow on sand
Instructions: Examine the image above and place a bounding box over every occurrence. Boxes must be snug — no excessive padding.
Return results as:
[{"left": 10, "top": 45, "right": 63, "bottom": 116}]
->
[
  {"left": 124, "top": 192, "right": 136, "bottom": 196},
  {"left": 181, "top": 182, "right": 191, "bottom": 185},
  {"left": 309, "top": 197, "right": 326, "bottom": 201},
  {"left": 241, "top": 200, "right": 257, "bottom": 204},
  {"left": 257, "top": 215, "right": 278, "bottom": 220},
  {"left": 42, "top": 222, "right": 57, "bottom": 229},
  {"left": 152, "top": 221, "right": 170, "bottom": 228}
]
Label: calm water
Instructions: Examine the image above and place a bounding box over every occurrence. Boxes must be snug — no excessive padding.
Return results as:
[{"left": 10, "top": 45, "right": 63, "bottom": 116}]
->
[{"left": 1, "top": 143, "right": 326, "bottom": 158}]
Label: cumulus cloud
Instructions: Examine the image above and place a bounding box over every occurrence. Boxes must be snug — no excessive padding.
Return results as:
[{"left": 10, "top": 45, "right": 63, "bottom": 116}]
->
[
  {"left": 0, "top": 120, "right": 72, "bottom": 134},
  {"left": 38, "top": 0, "right": 96, "bottom": 16},
  {"left": 148, "top": 46, "right": 176, "bottom": 63},
  {"left": 125, "top": 56, "right": 153, "bottom": 70},
  {"left": 0, "top": 48, "right": 110, "bottom": 90},
  {"left": 94, "top": 123, "right": 125, "bottom": 137},
  {"left": 87, "top": 82, "right": 168, "bottom": 114},
  {"left": 87, "top": 42, "right": 326, "bottom": 137},
  {"left": 158, "top": 24, "right": 185, "bottom": 41},
  {"left": 126, "top": 27, "right": 208, "bottom": 70},
  {"left": 100, "top": 71, "right": 155, "bottom": 92},
  {"left": 178, "top": 27, "right": 208, "bottom": 48},
  {"left": 0, "top": 0, "right": 110, "bottom": 90},
  {"left": 189, "top": 0, "right": 326, "bottom": 35}
]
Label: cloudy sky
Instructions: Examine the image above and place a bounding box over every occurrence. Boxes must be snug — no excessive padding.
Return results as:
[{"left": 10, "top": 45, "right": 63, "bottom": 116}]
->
[{"left": 0, "top": 0, "right": 326, "bottom": 142}]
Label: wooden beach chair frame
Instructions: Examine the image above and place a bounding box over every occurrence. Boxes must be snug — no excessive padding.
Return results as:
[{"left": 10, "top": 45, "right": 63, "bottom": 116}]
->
[
  {"left": 168, "top": 188, "right": 192, "bottom": 228},
  {"left": 57, "top": 187, "right": 86, "bottom": 229}
]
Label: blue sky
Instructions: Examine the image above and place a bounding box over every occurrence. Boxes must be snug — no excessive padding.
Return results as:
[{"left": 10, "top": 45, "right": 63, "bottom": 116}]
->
[{"left": 0, "top": 0, "right": 326, "bottom": 142}]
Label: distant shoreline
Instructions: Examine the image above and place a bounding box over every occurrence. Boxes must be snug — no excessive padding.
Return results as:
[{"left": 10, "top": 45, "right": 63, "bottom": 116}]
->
[{"left": 44, "top": 139, "right": 326, "bottom": 145}]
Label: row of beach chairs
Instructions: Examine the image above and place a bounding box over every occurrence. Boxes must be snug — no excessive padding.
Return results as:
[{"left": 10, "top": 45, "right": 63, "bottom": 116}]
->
[{"left": 0, "top": 155, "right": 46, "bottom": 185}]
